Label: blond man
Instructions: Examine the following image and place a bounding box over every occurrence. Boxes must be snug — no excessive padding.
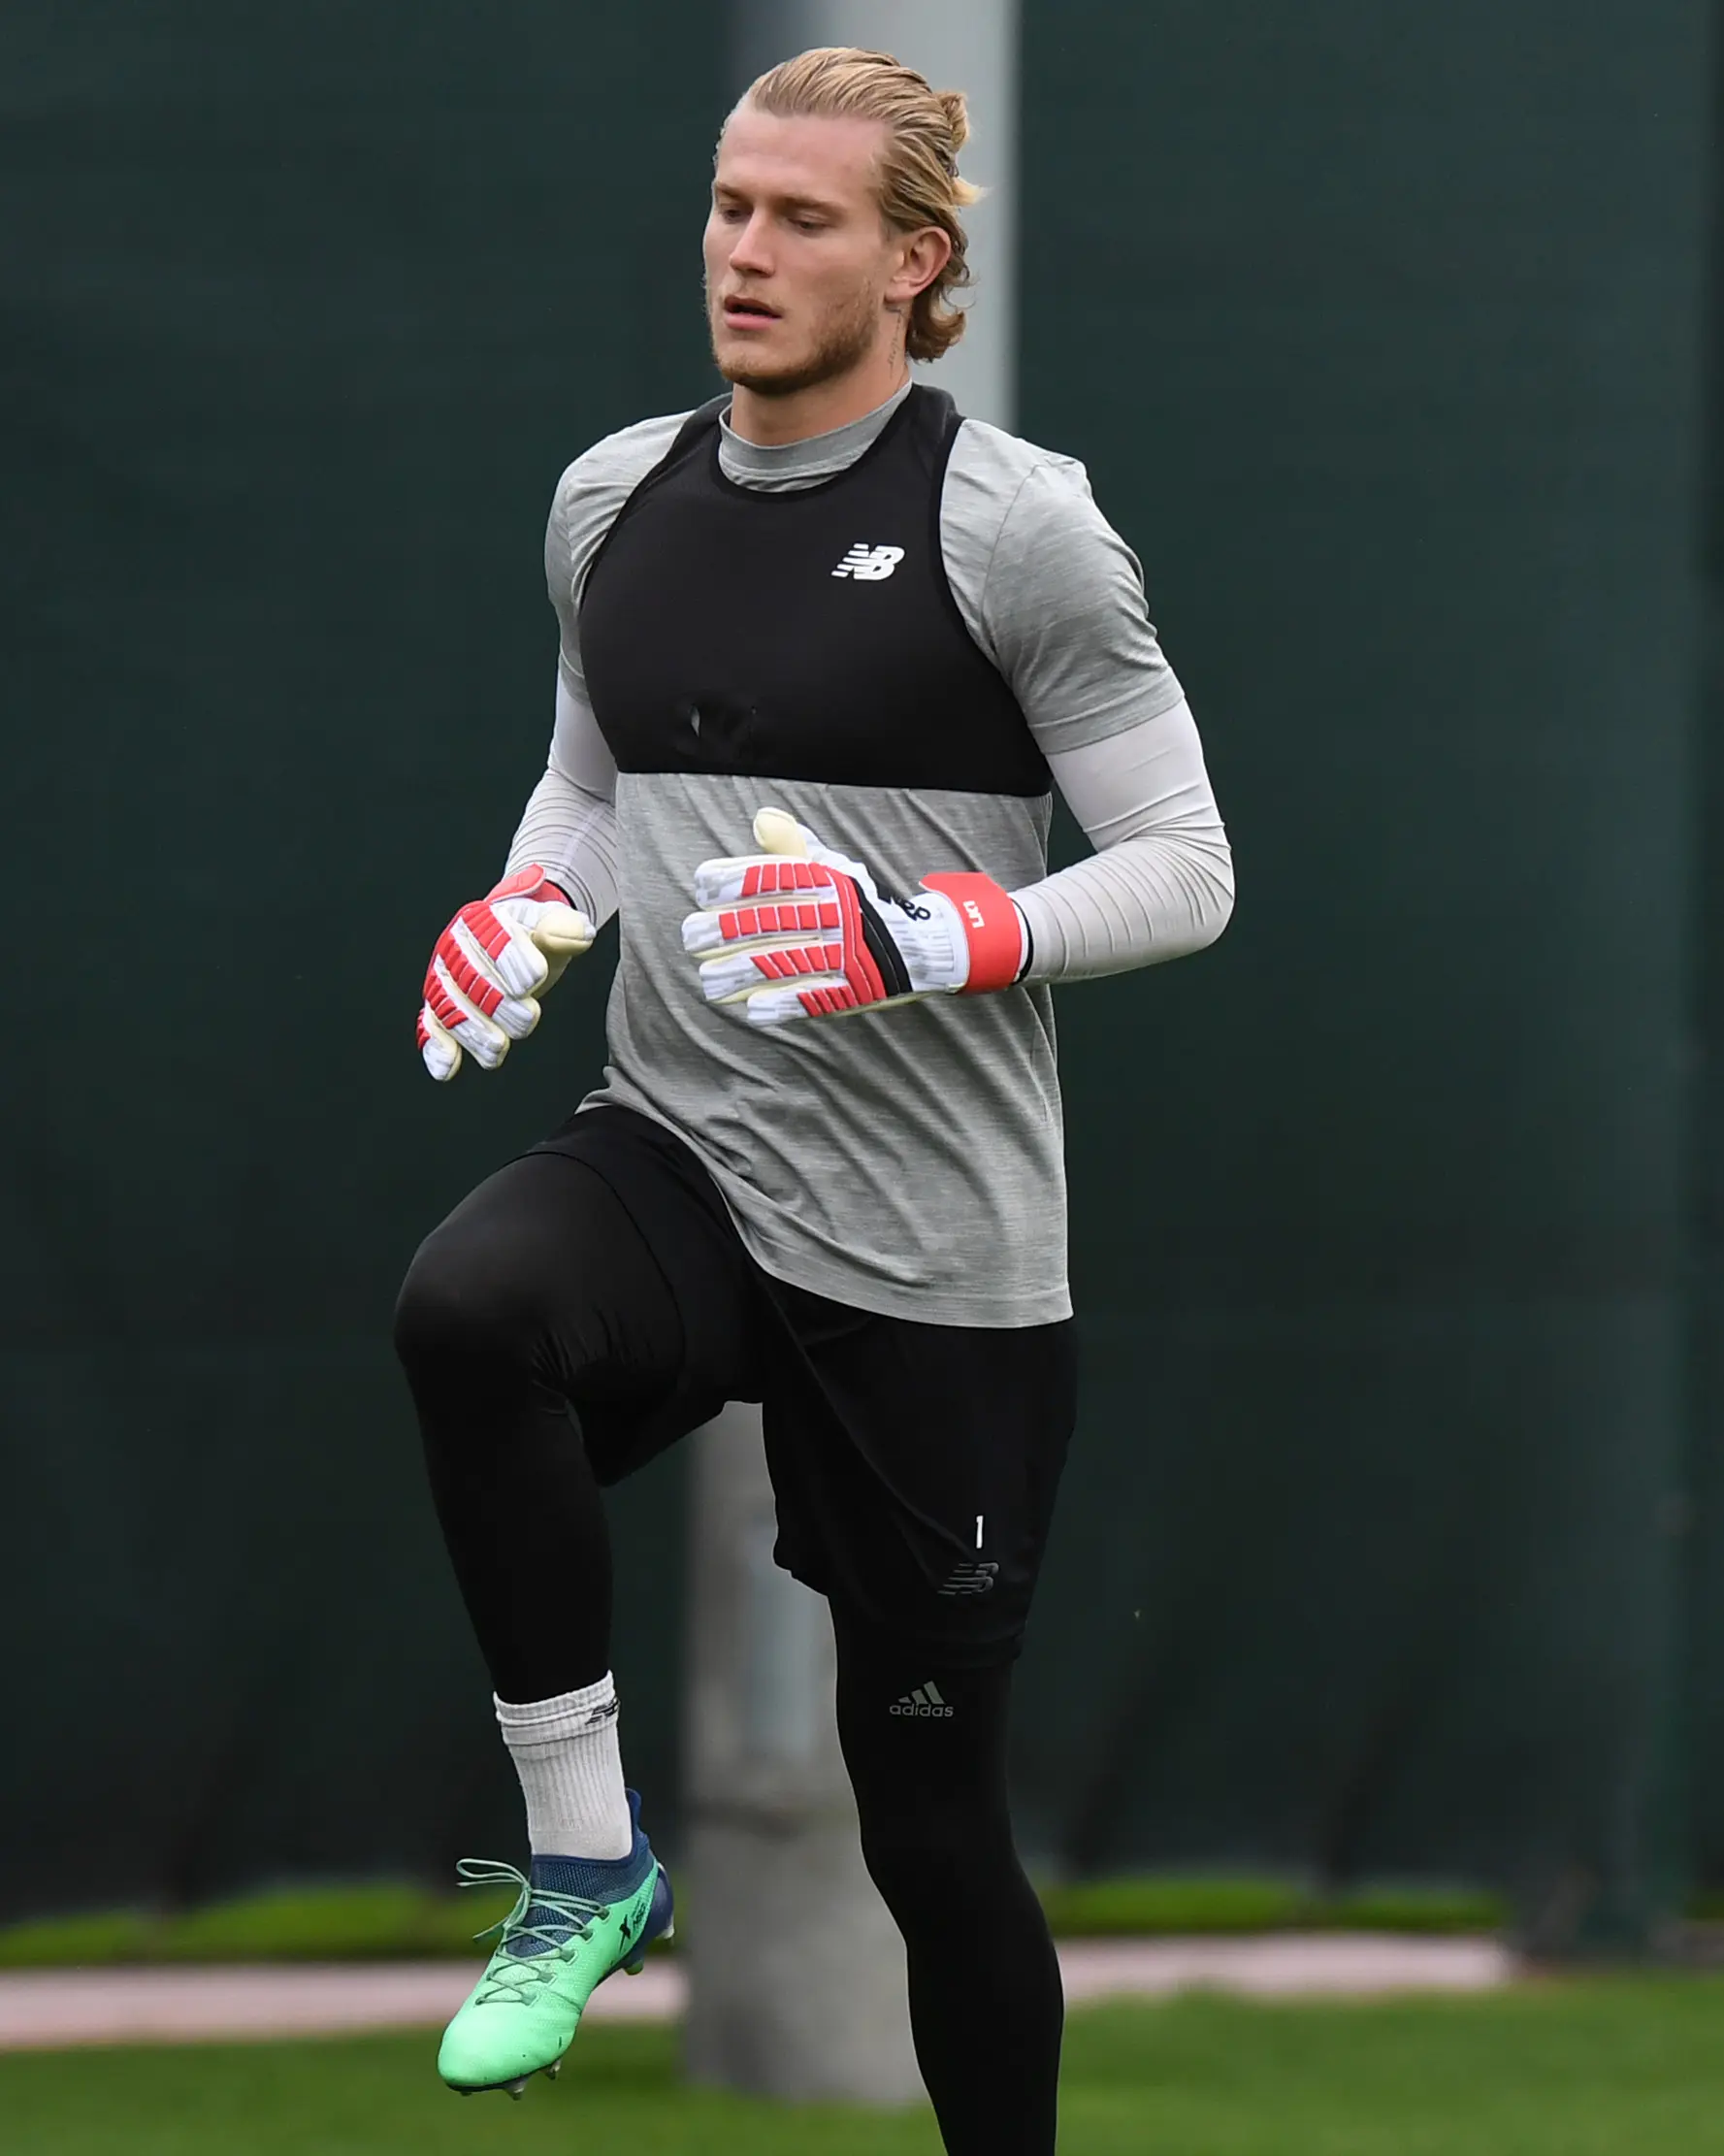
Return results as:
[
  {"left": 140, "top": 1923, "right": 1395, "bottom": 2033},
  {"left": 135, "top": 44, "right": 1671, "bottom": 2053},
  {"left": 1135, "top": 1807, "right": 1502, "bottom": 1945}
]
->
[{"left": 395, "top": 46, "right": 1232, "bottom": 2154}]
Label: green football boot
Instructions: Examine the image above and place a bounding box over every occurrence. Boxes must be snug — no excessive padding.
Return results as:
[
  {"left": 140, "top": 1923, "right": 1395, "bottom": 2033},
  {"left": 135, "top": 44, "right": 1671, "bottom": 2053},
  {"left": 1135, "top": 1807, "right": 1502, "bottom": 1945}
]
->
[{"left": 438, "top": 1789, "right": 674, "bottom": 2099}]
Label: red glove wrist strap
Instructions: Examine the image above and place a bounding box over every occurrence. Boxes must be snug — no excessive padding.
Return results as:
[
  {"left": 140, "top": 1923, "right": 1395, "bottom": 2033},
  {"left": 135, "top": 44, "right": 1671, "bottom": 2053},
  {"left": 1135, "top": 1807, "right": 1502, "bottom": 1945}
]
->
[
  {"left": 488, "top": 865, "right": 572, "bottom": 908},
  {"left": 922, "top": 872, "right": 1025, "bottom": 995}
]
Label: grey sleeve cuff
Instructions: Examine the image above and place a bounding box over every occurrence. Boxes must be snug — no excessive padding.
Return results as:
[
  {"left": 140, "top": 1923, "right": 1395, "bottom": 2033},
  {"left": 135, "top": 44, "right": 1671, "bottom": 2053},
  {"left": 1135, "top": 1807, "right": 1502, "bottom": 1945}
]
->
[
  {"left": 1013, "top": 698, "right": 1235, "bottom": 984},
  {"left": 503, "top": 673, "right": 621, "bottom": 928},
  {"left": 504, "top": 768, "right": 619, "bottom": 929}
]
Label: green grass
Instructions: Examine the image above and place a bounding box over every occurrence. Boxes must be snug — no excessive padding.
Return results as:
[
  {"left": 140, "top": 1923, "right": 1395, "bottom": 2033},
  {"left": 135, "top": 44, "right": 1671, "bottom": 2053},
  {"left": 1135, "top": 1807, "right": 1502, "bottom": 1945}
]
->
[
  {"left": 1036, "top": 1875, "right": 1504, "bottom": 1938},
  {"left": 7, "top": 1982, "right": 1724, "bottom": 2153},
  {"left": 0, "top": 1875, "right": 1506, "bottom": 1968},
  {"left": 0, "top": 1884, "right": 520, "bottom": 1970}
]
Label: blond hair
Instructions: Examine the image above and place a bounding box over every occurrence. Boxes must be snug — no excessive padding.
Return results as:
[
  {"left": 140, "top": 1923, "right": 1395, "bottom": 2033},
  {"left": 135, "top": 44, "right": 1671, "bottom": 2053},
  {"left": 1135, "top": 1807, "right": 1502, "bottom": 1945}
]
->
[{"left": 740, "top": 47, "right": 982, "bottom": 363}]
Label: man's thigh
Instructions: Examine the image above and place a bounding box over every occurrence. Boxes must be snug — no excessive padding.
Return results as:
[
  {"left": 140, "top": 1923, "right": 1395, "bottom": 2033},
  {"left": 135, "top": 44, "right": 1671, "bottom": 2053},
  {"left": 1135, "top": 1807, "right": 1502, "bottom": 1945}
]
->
[
  {"left": 526, "top": 1105, "right": 768, "bottom": 1484},
  {"left": 407, "top": 1110, "right": 764, "bottom": 1484}
]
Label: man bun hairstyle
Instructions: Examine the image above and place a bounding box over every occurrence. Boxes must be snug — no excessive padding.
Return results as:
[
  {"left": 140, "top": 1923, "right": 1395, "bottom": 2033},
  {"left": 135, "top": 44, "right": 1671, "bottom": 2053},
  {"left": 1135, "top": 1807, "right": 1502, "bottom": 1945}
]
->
[{"left": 742, "top": 47, "right": 982, "bottom": 363}]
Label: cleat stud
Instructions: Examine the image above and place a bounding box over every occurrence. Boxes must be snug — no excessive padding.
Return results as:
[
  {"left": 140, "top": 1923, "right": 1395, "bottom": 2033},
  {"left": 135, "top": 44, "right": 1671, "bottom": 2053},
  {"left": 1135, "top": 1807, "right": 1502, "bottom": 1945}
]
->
[
  {"left": 545, "top": 2062, "right": 562, "bottom": 2081},
  {"left": 506, "top": 2078, "right": 529, "bottom": 2101},
  {"left": 663, "top": 1922, "right": 675, "bottom": 1942},
  {"left": 624, "top": 1956, "right": 644, "bottom": 1976}
]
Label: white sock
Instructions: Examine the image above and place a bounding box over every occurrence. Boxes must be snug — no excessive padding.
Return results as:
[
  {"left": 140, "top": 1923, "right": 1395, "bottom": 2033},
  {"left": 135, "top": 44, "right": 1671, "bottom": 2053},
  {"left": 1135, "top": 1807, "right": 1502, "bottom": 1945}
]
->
[{"left": 494, "top": 1674, "right": 633, "bottom": 1859}]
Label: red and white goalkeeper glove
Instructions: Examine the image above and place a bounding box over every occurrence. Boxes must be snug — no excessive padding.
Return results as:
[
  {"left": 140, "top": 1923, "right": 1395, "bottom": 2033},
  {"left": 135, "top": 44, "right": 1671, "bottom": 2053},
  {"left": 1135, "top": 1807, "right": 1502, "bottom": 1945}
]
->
[
  {"left": 680, "top": 806, "right": 1026, "bottom": 1029},
  {"left": 417, "top": 866, "right": 595, "bottom": 1081}
]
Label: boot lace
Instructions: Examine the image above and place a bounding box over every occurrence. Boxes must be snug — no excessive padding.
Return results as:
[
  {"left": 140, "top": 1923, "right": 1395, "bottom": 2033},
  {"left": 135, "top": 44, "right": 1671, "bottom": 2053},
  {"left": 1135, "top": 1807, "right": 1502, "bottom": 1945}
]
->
[{"left": 455, "top": 1858, "right": 611, "bottom": 2005}]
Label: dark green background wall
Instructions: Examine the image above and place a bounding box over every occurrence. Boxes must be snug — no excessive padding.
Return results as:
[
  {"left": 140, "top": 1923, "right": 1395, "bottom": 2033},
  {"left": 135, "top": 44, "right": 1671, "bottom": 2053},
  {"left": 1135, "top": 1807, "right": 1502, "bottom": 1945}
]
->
[
  {"left": 2, "top": 0, "right": 1717, "bottom": 1949},
  {"left": 1688, "top": 23, "right": 1724, "bottom": 1908},
  {"left": 1014, "top": 2, "right": 1711, "bottom": 1945},
  {"left": 1, "top": 0, "right": 725, "bottom": 1917}
]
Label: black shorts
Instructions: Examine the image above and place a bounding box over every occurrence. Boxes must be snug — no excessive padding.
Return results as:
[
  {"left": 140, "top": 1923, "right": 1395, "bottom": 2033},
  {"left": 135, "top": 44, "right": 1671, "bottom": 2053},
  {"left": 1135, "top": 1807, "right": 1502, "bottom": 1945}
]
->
[{"left": 533, "top": 1105, "right": 1077, "bottom": 1665}]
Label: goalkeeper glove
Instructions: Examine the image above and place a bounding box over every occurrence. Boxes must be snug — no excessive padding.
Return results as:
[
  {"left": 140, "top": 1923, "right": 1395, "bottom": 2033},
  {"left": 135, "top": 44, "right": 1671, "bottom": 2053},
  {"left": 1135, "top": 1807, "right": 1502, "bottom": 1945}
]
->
[
  {"left": 681, "top": 806, "right": 1025, "bottom": 1029},
  {"left": 417, "top": 866, "right": 595, "bottom": 1081}
]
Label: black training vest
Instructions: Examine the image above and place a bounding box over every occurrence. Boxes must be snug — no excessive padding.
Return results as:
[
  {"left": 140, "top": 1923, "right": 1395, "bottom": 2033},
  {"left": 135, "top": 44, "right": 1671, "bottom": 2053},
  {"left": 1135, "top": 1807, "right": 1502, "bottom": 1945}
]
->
[{"left": 577, "top": 386, "right": 1049, "bottom": 799}]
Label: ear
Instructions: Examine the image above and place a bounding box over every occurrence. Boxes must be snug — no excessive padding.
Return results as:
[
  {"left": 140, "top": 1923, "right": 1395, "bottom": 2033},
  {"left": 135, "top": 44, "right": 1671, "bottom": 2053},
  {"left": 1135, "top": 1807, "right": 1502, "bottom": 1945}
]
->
[{"left": 885, "top": 224, "right": 953, "bottom": 307}]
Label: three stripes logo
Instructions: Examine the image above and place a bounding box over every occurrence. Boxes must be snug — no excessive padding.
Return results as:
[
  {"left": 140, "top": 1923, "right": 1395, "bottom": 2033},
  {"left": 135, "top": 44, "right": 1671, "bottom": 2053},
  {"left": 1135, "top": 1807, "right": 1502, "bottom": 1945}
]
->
[
  {"left": 891, "top": 1682, "right": 955, "bottom": 1718},
  {"left": 831, "top": 541, "right": 905, "bottom": 581}
]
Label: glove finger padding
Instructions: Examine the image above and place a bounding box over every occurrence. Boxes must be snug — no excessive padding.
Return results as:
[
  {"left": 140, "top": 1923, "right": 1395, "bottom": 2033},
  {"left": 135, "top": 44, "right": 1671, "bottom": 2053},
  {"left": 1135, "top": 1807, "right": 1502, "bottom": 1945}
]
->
[
  {"left": 691, "top": 807, "right": 865, "bottom": 914},
  {"left": 417, "top": 1004, "right": 463, "bottom": 1083},
  {"left": 683, "top": 817, "right": 986, "bottom": 1029},
  {"left": 681, "top": 865, "right": 843, "bottom": 957},
  {"left": 455, "top": 900, "right": 543, "bottom": 997},
  {"left": 418, "top": 866, "right": 594, "bottom": 1080},
  {"left": 419, "top": 959, "right": 537, "bottom": 1080},
  {"left": 434, "top": 918, "right": 544, "bottom": 1034}
]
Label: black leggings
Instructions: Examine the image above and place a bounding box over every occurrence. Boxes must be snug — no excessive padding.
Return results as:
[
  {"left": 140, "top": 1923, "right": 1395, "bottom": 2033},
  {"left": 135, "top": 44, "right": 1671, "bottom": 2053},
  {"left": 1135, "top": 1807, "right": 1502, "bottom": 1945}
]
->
[
  {"left": 393, "top": 1149, "right": 1061, "bottom": 2156},
  {"left": 834, "top": 1626, "right": 1063, "bottom": 2156}
]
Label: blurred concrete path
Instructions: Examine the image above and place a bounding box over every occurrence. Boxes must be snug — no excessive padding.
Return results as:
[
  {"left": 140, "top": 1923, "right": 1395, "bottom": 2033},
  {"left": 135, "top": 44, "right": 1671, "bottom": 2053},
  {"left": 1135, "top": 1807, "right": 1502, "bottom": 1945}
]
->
[{"left": 0, "top": 1936, "right": 1515, "bottom": 2051}]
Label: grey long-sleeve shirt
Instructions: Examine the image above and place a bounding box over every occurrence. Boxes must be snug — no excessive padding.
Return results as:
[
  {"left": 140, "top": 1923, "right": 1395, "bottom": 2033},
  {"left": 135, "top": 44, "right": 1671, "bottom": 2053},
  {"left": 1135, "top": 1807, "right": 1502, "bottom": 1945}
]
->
[
  {"left": 508, "top": 383, "right": 1233, "bottom": 1323},
  {"left": 512, "top": 381, "right": 1234, "bottom": 981}
]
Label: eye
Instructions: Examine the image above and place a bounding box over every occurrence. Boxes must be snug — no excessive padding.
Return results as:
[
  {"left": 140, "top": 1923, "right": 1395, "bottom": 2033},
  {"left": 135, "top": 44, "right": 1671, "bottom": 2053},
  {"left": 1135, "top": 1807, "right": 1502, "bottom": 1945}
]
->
[{"left": 792, "top": 217, "right": 826, "bottom": 234}]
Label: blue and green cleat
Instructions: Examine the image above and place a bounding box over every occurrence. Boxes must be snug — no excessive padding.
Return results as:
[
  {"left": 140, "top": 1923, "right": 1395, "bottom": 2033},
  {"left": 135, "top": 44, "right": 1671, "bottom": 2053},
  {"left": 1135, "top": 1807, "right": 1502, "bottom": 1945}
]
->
[{"left": 438, "top": 1789, "right": 674, "bottom": 2098}]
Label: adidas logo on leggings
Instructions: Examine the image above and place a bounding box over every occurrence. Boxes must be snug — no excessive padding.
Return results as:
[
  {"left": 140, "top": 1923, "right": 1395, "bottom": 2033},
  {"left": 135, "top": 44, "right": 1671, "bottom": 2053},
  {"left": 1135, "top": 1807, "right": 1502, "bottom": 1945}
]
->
[{"left": 891, "top": 1682, "right": 954, "bottom": 1718}]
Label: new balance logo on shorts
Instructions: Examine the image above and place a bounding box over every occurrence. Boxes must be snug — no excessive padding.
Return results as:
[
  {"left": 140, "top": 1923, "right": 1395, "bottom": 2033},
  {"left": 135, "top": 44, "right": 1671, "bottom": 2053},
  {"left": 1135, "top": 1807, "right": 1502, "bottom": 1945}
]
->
[
  {"left": 831, "top": 541, "right": 905, "bottom": 580},
  {"left": 891, "top": 1682, "right": 955, "bottom": 1718},
  {"left": 938, "top": 1561, "right": 1000, "bottom": 1599}
]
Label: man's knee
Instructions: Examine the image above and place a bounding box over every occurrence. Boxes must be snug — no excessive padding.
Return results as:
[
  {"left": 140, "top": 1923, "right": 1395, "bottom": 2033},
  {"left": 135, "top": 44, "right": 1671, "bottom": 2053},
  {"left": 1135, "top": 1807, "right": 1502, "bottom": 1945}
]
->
[
  {"left": 392, "top": 1217, "right": 545, "bottom": 1377},
  {"left": 851, "top": 1721, "right": 1015, "bottom": 1881},
  {"left": 857, "top": 1802, "right": 953, "bottom": 1893},
  {"left": 856, "top": 1788, "right": 1017, "bottom": 1927}
]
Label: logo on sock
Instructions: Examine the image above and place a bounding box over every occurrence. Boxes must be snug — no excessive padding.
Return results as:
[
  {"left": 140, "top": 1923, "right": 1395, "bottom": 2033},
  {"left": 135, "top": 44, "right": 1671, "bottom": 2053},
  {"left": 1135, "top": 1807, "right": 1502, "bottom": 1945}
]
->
[
  {"left": 891, "top": 1682, "right": 954, "bottom": 1718},
  {"left": 583, "top": 1694, "right": 621, "bottom": 1728}
]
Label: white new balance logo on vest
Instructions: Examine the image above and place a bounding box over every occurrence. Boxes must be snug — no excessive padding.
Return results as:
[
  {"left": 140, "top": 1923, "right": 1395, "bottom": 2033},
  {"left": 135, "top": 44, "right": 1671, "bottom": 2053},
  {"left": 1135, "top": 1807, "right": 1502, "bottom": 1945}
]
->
[{"left": 832, "top": 542, "right": 905, "bottom": 581}]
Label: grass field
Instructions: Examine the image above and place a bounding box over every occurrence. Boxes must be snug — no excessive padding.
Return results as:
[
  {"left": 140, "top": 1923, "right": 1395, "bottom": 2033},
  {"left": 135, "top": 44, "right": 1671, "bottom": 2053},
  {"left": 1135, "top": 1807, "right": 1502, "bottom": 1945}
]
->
[
  {"left": 8, "top": 1980, "right": 1724, "bottom": 2155},
  {"left": 0, "top": 1875, "right": 1504, "bottom": 1967}
]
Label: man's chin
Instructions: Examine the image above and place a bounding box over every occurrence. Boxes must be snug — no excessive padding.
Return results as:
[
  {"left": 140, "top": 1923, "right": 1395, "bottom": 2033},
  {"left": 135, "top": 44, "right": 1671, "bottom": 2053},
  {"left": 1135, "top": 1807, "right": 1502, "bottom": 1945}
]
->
[
  {"left": 719, "top": 363, "right": 804, "bottom": 398},
  {"left": 711, "top": 330, "right": 871, "bottom": 401},
  {"left": 714, "top": 348, "right": 816, "bottom": 398}
]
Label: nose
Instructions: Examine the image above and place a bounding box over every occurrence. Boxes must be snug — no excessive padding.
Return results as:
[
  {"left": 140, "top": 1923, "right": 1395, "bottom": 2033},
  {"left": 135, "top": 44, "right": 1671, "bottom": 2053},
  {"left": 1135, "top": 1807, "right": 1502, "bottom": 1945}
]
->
[{"left": 728, "top": 211, "right": 774, "bottom": 278}]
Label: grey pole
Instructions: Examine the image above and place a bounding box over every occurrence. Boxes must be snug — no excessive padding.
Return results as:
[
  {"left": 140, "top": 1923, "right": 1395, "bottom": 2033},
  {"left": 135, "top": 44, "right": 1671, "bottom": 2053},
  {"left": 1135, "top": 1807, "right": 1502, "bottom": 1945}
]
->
[
  {"left": 681, "top": 1403, "right": 920, "bottom": 2101},
  {"left": 680, "top": 4, "right": 1019, "bottom": 2104}
]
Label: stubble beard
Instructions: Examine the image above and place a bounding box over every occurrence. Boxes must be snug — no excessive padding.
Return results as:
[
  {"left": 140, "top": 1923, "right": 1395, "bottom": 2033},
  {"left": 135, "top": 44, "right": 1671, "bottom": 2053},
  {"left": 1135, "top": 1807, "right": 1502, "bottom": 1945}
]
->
[{"left": 707, "top": 281, "right": 884, "bottom": 398}]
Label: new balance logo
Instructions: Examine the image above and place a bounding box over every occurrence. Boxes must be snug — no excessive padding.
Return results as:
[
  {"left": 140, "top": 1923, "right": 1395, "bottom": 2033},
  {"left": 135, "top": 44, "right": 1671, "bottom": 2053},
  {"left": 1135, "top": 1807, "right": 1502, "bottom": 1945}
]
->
[
  {"left": 891, "top": 1682, "right": 954, "bottom": 1718},
  {"left": 938, "top": 1562, "right": 1000, "bottom": 1600},
  {"left": 831, "top": 542, "right": 905, "bottom": 581}
]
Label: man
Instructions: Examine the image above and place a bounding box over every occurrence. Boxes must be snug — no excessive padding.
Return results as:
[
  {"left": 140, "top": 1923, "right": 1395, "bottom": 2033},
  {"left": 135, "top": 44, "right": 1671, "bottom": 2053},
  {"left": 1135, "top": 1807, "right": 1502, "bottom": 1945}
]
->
[{"left": 393, "top": 45, "right": 1232, "bottom": 2156}]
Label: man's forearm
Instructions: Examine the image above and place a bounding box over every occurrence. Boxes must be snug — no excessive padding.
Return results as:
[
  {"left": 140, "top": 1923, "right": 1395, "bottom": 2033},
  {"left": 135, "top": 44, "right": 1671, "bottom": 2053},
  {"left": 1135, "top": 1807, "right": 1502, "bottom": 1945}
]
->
[
  {"left": 1013, "top": 699, "right": 1235, "bottom": 984},
  {"left": 504, "top": 766, "right": 619, "bottom": 929},
  {"left": 503, "top": 670, "right": 622, "bottom": 928}
]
